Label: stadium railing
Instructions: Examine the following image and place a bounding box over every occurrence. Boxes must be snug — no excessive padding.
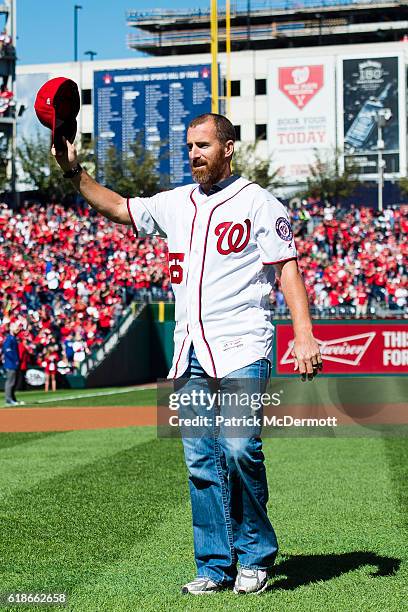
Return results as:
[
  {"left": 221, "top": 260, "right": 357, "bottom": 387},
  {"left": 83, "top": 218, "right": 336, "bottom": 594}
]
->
[
  {"left": 271, "top": 305, "right": 407, "bottom": 320},
  {"left": 129, "top": 295, "right": 406, "bottom": 320},
  {"left": 126, "top": 0, "right": 392, "bottom": 23}
]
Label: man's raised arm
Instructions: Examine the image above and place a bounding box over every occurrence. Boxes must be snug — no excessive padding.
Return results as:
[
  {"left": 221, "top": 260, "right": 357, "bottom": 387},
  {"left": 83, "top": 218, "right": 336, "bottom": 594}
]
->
[{"left": 52, "top": 137, "right": 131, "bottom": 225}]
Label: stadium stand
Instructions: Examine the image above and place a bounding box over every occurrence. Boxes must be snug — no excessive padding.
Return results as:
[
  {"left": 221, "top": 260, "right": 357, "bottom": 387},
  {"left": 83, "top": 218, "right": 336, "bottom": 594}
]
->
[
  {"left": 0, "top": 201, "right": 172, "bottom": 372},
  {"left": 0, "top": 199, "right": 406, "bottom": 372},
  {"left": 277, "top": 201, "right": 407, "bottom": 319}
]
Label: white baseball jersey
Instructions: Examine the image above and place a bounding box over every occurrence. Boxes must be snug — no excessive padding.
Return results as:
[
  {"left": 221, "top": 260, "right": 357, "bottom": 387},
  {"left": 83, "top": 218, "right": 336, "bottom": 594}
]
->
[{"left": 127, "top": 176, "right": 297, "bottom": 378}]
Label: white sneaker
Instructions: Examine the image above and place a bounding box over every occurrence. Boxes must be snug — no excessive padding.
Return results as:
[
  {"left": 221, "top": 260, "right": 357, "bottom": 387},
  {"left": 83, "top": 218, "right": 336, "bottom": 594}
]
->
[
  {"left": 181, "top": 577, "right": 223, "bottom": 595},
  {"left": 233, "top": 568, "right": 269, "bottom": 594}
]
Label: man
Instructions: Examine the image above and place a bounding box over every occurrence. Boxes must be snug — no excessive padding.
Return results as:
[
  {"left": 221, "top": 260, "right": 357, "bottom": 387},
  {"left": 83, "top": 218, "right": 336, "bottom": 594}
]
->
[
  {"left": 2, "top": 322, "right": 24, "bottom": 406},
  {"left": 53, "top": 113, "right": 321, "bottom": 594}
]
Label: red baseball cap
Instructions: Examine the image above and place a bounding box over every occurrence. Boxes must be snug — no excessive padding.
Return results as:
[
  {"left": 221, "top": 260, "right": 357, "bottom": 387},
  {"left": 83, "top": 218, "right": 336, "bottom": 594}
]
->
[{"left": 34, "top": 77, "right": 80, "bottom": 149}]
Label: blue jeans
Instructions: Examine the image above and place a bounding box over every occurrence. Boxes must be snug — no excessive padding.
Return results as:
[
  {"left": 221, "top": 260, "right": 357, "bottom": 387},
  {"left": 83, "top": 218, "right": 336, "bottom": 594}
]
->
[{"left": 177, "top": 346, "right": 278, "bottom": 585}]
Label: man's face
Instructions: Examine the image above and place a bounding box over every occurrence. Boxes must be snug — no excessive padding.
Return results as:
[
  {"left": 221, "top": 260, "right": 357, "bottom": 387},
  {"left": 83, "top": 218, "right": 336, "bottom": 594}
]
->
[{"left": 187, "top": 119, "right": 232, "bottom": 185}]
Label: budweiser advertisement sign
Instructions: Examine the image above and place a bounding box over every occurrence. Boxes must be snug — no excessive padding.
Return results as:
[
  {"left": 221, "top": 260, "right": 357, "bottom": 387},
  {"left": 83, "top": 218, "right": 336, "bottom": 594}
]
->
[
  {"left": 278, "top": 65, "right": 324, "bottom": 109},
  {"left": 277, "top": 324, "right": 408, "bottom": 375}
]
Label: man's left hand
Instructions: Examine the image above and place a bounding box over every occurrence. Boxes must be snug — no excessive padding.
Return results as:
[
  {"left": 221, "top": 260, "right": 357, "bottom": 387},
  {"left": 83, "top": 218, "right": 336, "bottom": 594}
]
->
[{"left": 291, "top": 333, "right": 323, "bottom": 381}]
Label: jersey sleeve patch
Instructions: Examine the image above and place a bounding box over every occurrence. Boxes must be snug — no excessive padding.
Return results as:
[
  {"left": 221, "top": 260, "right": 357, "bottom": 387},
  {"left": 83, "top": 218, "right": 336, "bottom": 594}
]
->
[
  {"left": 275, "top": 217, "right": 293, "bottom": 242},
  {"left": 253, "top": 196, "right": 297, "bottom": 264}
]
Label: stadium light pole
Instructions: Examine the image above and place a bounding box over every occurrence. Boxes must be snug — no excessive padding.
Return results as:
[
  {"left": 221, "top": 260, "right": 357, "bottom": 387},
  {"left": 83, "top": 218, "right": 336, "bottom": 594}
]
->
[
  {"left": 374, "top": 108, "right": 392, "bottom": 213},
  {"left": 12, "top": 0, "right": 17, "bottom": 207},
  {"left": 226, "top": 0, "right": 231, "bottom": 117},
  {"left": 74, "top": 4, "right": 82, "bottom": 62},
  {"left": 84, "top": 50, "right": 97, "bottom": 61},
  {"left": 246, "top": 0, "right": 251, "bottom": 49},
  {"left": 210, "top": 0, "right": 219, "bottom": 113}
]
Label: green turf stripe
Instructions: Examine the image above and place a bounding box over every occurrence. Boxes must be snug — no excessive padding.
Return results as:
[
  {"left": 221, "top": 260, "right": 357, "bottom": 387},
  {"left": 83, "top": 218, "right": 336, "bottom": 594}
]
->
[
  {"left": 382, "top": 437, "right": 408, "bottom": 529},
  {"left": 268, "top": 376, "right": 408, "bottom": 406},
  {"left": 4, "top": 378, "right": 408, "bottom": 408},
  {"left": 68, "top": 495, "right": 194, "bottom": 610},
  {"left": 69, "top": 438, "right": 406, "bottom": 611},
  {"left": 0, "top": 427, "right": 155, "bottom": 500},
  {"left": 0, "top": 434, "right": 406, "bottom": 611},
  {"left": 0, "top": 432, "right": 64, "bottom": 451},
  {"left": 28, "top": 389, "right": 157, "bottom": 408},
  {"left": 0, "top": 386, "right": 155, "bottom": 408},
  {"left": 0, "top": 437, "right": 187, "bottom": 598}
]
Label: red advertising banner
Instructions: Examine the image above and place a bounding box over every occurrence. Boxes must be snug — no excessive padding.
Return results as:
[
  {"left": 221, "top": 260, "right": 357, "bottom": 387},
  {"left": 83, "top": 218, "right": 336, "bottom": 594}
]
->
[{"left": 276, "top": 323, "right": 408, "bottom": 375}]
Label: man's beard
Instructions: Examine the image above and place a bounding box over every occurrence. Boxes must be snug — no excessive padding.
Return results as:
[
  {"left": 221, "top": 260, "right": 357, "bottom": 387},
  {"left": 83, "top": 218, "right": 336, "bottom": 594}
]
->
[{"left": 190, "top": 149, "right": 226, "bottom": 185}]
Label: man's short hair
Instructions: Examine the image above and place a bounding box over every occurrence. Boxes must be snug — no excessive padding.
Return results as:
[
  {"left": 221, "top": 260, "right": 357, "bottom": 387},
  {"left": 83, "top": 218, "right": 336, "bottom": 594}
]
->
[{"left": 188, "top": 113, "right": 236, "bottom": 144}]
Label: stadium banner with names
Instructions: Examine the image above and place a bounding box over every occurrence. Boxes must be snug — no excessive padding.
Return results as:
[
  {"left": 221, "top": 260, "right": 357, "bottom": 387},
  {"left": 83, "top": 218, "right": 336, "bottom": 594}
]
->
[
  {"left": 267, "top": 57, "right": 336, "bottom": 183},
  {"left": 337, "top": 53, "right": 406, "bottom": 178},
  {"left": 93, "top": 65, "right": 212, "bottom": 187},
  {"left": 276, "top": 323, "right": 408, "bottom": 375}
]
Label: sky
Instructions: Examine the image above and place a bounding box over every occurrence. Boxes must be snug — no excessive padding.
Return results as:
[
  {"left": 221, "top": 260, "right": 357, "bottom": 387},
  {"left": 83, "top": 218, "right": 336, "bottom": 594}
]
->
[{"left": 15, "top": 0, "right": 211, "bottom": 65}]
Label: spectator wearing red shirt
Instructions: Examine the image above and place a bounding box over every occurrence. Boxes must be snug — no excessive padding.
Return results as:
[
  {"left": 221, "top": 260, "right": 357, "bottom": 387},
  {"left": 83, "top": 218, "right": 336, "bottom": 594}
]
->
[
  {"left": 16, "top": 330, "right": 31, "bottom": 390},
  {"left": 355, "top": 282, "right": 369, "bottom": 318},
  {"left": 41, "top": 345, "right": 59, "bottom": 392}
]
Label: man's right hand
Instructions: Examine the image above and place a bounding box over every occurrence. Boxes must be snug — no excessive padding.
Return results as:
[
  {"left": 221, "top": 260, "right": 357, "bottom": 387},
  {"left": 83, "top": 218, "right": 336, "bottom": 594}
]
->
[{"left": 51, "top": 136, "right": 78, "bottom": 173}]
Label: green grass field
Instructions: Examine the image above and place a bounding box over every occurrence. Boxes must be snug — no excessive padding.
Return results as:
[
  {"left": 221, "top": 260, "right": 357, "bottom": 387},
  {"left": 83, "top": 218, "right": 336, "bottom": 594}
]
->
[{"left": 0, "top": 379, "right": 406, "bottom": 611}]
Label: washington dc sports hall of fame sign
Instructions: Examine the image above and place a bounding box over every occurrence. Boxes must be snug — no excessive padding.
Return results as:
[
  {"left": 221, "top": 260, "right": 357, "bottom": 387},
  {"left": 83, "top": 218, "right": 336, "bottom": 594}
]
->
[{"left": 94, "top": 65, "right": 212, "bottom": 188}]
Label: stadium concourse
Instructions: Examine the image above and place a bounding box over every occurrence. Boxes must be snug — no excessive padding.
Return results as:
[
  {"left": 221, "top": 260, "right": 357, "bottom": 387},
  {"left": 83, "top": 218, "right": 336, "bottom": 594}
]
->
[{"left": 0, "top": 199, "right": 406, "bottom": 374}]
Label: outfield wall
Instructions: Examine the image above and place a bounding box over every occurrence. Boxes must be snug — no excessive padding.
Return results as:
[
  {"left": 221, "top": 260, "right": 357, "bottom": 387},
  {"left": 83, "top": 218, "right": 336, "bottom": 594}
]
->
[
  {"left": 148, "top": 309, "right": 407, "bottom": 378},
  {"left": 275, "top": 321, "right": 408, "bottom": 376},
  {"left": 1, "top": 311, "right": 405, "bottom": 391},
  {"left": 84, "top": 304, "right": 174, "bottom": 388}
]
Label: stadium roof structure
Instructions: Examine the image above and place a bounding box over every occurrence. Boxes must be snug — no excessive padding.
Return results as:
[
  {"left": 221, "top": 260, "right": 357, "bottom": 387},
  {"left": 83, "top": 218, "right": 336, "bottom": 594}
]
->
[{"left": 126, "top": 0, "right": 408, "bottom": 55}]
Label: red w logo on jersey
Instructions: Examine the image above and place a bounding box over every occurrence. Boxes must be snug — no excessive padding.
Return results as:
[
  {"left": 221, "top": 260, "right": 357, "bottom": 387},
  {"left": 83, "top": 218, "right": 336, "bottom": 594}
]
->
[{"left": 215, "top": 219, "right": 251, "bottom": 255}]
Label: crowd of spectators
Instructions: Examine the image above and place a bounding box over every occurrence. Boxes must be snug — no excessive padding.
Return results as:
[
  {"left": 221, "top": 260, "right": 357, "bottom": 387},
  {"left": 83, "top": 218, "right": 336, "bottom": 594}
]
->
[
  {"left": 277, "top": 201, "right": 408, "bottom": 318},
  {"left": 0, "top": 198, "right": 406, "bottom": 377},
  {"left": 0, "top": 201, "right": 171, "bottom": 375}
]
